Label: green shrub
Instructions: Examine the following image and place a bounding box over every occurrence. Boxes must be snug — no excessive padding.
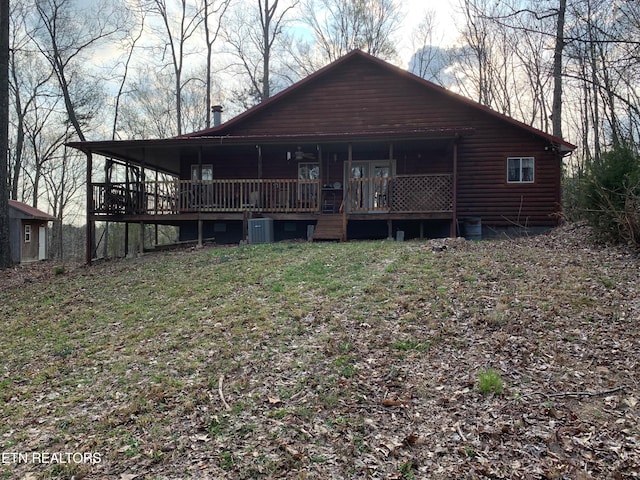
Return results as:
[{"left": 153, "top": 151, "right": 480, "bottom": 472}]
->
[{"left": 584, "top": 145, "right": 640, "bottom": 248}]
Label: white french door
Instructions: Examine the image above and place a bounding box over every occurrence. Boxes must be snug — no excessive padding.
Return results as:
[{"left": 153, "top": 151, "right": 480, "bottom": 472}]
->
[{"left": 345, "top": 160, "right": 393, "bottom": 212}]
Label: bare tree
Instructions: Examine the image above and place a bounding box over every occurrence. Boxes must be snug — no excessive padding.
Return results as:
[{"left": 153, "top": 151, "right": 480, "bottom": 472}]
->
[
  {"left": 299, "top": 0, "right": 402, "bottom": 65},
  {"left": 202, "top": 0, "right": 231, "bottom": 127},
  {"left": 453, "top": 0, "right": 566, "bottom": 132},
  {"left": 111, "top": 4, "right": 147, "bottom": 141},
  {"left": 149, "top": 0, "right": 203, "bottom": 135},
  {"left": 260, "top": 0, "right": 284, "bottom": 100},
  {"left": 43, "top": 143, "right": 84, "bottom": 259},
  {"left": 409, "top": 9, "right": 448, "bottom": 83},
  {"left": 9, "top": 54, "right": 55, "bottom": 203},
  {"left": 453, "top": 0, "right": 517, "bottom": 112},
  {"left": 551, "top": 0, "right": 566, "bottom": 139},
  {"left": 224, "top": 0, "right": 299, "bottom": 106},
  {"left": 30, "top": 0, "right": 126, "bottom": 142},
  {"left": 510, "top": 13, "right": 553, "bottom": 131},
  {"left": 563, "top": 0, "right": 640, "bottom": 153},
  {"left": 29, "top": 0, "right": 130, "bottom": 263},
  {"left": 22, "top": 94, "right": 70, "bottom": 209},
  {"left": 119, "top": 70, "right": 183, "bottom": 139},
  {"left": 8, "top": 0, "right": 55, "bottom": 201}
]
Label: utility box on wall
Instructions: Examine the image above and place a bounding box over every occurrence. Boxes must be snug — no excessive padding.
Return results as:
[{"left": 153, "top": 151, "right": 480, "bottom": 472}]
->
[{"left": 248, "top": 218, "right": 274, "bottom": 244}]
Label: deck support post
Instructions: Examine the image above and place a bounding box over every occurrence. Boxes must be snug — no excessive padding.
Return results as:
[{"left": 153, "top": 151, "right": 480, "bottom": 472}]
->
[
  {"left": 85, "top": 152, "right": 94, "bottom": 265},
  {"left": 198, "top": 218, "right": 203, "bottom": 247},
  {"left": 387, "top": 219, "right": 393, "bottom": 240},
  {"left": 125, "top": 222, "right": 129, "bottom": 257},
  {"left": 139, "top": 221, "right": 144, "bottom": 255}
]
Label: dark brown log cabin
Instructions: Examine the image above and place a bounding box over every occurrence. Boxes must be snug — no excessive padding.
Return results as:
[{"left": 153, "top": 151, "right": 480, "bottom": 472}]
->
[{"left": 69, "top": 50, "right": 575, "bottom": 262}]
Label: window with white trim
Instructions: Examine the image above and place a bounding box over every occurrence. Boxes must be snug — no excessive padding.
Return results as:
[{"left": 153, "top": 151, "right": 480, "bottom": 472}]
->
[
  {"left": 507, "top": 157, "right": 534, "bottom": 183},
  {"left": 298, "top": 162, "right": 319, "bottom": 180},
  {"left": 191, "top": 164, "right": 213, "bottom": 181},
  {"left": 24, "top": 224, "right": 31, "bottom": 243}
]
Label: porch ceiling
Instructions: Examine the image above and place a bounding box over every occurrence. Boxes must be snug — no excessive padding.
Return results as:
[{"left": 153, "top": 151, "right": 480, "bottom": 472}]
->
[
  {"left": 68, "top": 127, "right": 473, "bottom": 174},
  {"left": 68, "top": 139, "right": 194, "bottom": 176}
]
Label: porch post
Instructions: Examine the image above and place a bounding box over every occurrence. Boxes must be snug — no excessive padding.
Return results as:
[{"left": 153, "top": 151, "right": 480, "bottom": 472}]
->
[
  {"left": 141, "top": 148, "right": 146, "bottom": 214},
  {"left": 257, "top": 145, "right": 262, "bottom": 179},
  {"left": 198, "top": 218, "right": 203, "bottom": 247},
  {"left": 154, "top": 168, "right": 159, "bottom": 216},
  {"left": 140, "top": 149, "right": 146, "bottom": 254},
  {"left": 347, "top": 143, "right": 353, "bottom": 211},
  {"left": 85, "top": 152, "right": 94, "bottom": 265},
  {"left": 343, "top": 143, "right": 352, "bottom": 240},
  {"left": 450, "top": 140, "right": 459, "bottom": 238},
  {"left": 154, "top": 169, "right": 159, "bottom": 245}
]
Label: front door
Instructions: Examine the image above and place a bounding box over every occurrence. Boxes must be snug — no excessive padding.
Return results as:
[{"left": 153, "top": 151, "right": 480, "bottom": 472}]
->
[
  {"left": 345, "top": 160, "right": 393, "bottom": 212},
  {"left": 190, "top": 164, "right": 213, "bottom": 207},
  {"left": 38, "top": 226, "right": 46, "bottom": 260}
]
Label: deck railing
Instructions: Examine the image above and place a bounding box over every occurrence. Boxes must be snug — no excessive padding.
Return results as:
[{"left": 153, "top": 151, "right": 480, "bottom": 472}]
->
[
  {"left": 347, "top": 174, "right": 453, "bottom": 213},
  {"left": 92, "top": 174, "right": 453, "bottom": 216},
  {"left": 93, "top": 178, "right": 320, "bottom": 215},
  {"left": 347, "top": 176, "right": 391, "bottom": 212},
  {"left": 390, "top": 174, "right": 453, "bottom": 212}
]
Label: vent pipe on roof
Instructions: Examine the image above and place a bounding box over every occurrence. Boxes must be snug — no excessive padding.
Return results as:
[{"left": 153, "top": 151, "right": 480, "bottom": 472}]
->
[{"left": 211, "top": 105, "right": 223, "bottom": 127}]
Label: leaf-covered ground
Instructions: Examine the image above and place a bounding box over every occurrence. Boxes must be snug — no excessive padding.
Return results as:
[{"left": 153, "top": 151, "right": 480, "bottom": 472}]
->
[{"left": 1, "top": 225, "right": 639, "bottom": 479}]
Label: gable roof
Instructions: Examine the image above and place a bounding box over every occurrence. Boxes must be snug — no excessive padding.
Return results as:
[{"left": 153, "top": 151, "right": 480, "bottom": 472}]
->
[
  {"left": 184, "top": 49, "right": 575, "bottom": 152},
  {"left": 9, "top": 200, "right": 56, "bottom": 221}
]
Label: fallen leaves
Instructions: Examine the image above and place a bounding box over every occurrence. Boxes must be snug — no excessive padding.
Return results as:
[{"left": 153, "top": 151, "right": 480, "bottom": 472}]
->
[{"left": 0, "top": 225, "right": 639, "bottom": 478}]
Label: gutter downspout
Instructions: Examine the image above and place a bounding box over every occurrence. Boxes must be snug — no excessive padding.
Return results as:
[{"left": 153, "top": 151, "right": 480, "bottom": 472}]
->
[{"left": 450, "top": 139, "right": 458, "bottom": 238}]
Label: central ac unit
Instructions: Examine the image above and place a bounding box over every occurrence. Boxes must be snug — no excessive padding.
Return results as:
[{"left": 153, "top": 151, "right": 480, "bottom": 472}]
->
[{"left": 248, "top": 218, "right": 274, "bottom": 244}]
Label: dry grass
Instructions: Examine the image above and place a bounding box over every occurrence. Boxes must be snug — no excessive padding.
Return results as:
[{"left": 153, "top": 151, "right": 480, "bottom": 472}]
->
[{"left": 1, "top": 226, "right": 639, "bottom": 479}]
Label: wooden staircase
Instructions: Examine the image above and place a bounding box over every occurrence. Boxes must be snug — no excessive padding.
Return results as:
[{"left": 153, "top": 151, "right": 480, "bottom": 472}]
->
[{"left": 312, "top": 214, "right": 346, "bottom": 241}]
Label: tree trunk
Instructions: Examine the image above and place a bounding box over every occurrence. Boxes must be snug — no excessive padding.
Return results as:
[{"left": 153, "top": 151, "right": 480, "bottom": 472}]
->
[
  {"left": 205, "top": 0, "right": 212, "bottom": 126},
  {"left": 551, "top": 0, "right": 566, "bottom": 139},
  {"left": 0, "top": 0, "right": 11, "bottom": 268},
  {"left": 10, "top": 49, "right": 25, "bottom": 201},
  {"left": 261, "top": 0, "right": 272, "bottom": 100}
]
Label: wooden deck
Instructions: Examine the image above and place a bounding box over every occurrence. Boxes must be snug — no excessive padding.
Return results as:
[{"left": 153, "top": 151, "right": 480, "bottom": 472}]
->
[{"left": 91, "top": 174, "right": 453, "bottom": 218}]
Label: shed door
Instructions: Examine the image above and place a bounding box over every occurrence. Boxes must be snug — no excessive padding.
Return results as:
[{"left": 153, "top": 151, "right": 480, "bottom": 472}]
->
[{"left": 39, "top": 226, "right": 46, "bottom": 260}]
